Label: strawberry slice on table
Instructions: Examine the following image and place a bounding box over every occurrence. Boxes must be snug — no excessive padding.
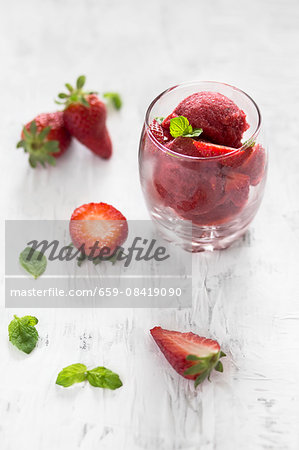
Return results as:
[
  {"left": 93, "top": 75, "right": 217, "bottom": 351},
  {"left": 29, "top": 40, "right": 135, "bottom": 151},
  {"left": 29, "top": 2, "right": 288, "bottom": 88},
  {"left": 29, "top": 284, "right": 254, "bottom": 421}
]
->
[
  {"left": 69, "top": 202, "right": 128, "bottom": 258},
  {"left": 56, "top": 75, "right": 112, "bottom": 159},
  {"left": 17, "top": 112, "right": 71, "bottom": 168},
  {"left": 150, "top": 327, "right": 225, "bottom": 387}
]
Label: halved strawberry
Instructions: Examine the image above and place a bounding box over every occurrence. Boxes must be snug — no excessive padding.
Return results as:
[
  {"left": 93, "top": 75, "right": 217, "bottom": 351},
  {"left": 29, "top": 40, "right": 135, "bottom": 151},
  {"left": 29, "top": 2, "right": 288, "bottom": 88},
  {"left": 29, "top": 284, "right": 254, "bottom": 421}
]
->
[
  {"left": 148, "top": 119, "right": 165, "bottom": 144},
  {"left": 190, "top": 140, "right": 253, "bottom": 169},
  {"left": 69, "top": 202, "right": 128, "bottom": 258},
  {"left": 165, "top": 139, "right": 248, "bottom": 168},
  {"left": 166, "top": 136, "right": 202, "bottom": 157},
  {"left": 238, "top": 144, "right": 266, "bottom": 186},
  {"left": 150, "top": 327, "right": 225, "bottom": 387},
  {"left": 193, "top": 141, "right": 233, "bottom": 158}
]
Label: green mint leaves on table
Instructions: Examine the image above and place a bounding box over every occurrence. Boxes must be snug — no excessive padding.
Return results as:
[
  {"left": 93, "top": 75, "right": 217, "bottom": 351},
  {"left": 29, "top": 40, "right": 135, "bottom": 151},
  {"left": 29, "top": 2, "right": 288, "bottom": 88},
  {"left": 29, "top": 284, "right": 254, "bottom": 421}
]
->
[
  {"left": 8, "top": 315, "right": 39, "bottom": 354},
  {"left": 86, "top": 367, "right": 123, "bottom": 389},
  {"left": 103, "top": 92, "right": 122, "bottom": 110},
  {"left": 19, "top": 247, "right": 47, "bottom": 279},
  {"left": 56, "top": 364, "right": 88, "bottom": 387},
  {"left": 56, "top": 364, "right": 123, "bottom": 390},
  {"left": 169, "top": 116, "right": 203, "bottom": 139}
]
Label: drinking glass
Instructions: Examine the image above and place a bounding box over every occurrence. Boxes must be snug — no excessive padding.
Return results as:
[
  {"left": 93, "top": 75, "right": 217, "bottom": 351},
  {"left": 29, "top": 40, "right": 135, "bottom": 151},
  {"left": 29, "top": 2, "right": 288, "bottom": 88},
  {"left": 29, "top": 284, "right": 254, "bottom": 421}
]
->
[{"left": 139, "top": 81, "right": 267, "bottom": 252}]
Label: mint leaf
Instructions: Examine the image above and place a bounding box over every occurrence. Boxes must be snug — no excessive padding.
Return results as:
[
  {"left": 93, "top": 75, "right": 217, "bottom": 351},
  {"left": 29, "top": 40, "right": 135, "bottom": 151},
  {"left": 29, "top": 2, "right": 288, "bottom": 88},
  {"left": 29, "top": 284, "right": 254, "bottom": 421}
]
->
[
  {"left": 56, "top": 364, "right": 87, "bottom": 387},
  {"left": 170, "top": 116, "right": 192, "bottom": 137},
  {"left": 103, "top": 92, "right": 122, "bottom": 110},
  {"left": 169, "top": 116, "right": 203, "bottom": 139},
  {"left": 86, "top": 367, "right": 122, "bottom": 390},
  {"left": 19, "top": 247, "right": 47, "bottom": 279},
  {"left": 184, "top": 128, "right": 203, "bottom": 138},
  {"left": 8, "top": 315, "right": 39, "bottom": 354}
]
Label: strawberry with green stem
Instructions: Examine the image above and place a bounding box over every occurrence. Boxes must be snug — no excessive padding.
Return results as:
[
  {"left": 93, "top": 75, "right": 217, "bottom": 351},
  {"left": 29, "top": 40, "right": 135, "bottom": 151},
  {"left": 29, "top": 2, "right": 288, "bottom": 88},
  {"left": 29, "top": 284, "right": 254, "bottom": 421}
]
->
[
  {"left": 56, "top": 76, "right": 118, "bottom": 159},
  {"left": 17, "top": 111, "right": 71, "bottom": 168},
  {"left": 150, "top": 327, "right": 226, "bottom": 387}
]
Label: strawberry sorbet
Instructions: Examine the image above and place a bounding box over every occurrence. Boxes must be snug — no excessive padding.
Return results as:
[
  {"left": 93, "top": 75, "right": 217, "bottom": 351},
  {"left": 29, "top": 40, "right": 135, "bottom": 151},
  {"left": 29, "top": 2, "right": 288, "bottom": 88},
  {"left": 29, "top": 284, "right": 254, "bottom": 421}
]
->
[{"left": 163, "top": 92, "right": 249, "bottom": 148}]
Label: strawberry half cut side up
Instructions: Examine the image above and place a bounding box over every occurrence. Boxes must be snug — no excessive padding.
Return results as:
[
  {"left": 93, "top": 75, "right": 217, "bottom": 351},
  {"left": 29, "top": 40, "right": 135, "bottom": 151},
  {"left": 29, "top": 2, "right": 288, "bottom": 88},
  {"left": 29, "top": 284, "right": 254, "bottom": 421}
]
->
[
  {"left": 56, "top": 75, "right": 112, "bottom": 159},
  {"left": 150, "top": 327, "right": 226, "bottom": 387},
  {"left": 17, "top": 112, "right": 71, "bottom": 168},
  {"left": 148, "top": 119, "right": 165, "bottom": 144},
  {"left": 69, "top": 202, "right": 128, "bottom": 259}
]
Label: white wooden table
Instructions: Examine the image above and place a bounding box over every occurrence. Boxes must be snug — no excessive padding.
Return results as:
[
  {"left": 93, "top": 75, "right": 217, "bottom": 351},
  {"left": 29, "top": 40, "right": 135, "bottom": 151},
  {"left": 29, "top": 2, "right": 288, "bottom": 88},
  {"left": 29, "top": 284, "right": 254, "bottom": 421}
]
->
[{"left": 1, "top": 0, "right": 299, "bottom": 448}]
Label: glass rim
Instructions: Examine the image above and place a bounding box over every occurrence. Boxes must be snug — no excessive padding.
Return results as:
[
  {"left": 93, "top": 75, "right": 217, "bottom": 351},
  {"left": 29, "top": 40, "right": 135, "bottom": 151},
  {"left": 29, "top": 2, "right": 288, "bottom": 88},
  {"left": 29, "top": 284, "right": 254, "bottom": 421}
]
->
[{"left": 144, "top": 80, "right": 262, "bottom": 161}]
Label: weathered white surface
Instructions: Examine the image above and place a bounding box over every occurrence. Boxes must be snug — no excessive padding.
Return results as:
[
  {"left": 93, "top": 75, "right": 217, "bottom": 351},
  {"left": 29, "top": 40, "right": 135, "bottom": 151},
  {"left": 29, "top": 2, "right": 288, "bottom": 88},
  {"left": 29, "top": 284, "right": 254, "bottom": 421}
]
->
[{"left": 1, "top": 0, "right": 299, "bottom": 448}]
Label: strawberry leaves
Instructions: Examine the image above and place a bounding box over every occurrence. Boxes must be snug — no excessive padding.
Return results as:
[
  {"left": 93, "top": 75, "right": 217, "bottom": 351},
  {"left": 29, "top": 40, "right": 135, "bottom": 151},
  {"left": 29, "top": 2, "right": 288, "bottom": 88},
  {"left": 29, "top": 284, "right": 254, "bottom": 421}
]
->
[
  {"left": 103, "top": 92, "right": 122, "bottom": 110},
  {"left": 169, "top": 116, "right": 203, "bottom": 139},
  {"left": 215, "top": 360, "right": 224, "bottom": 372},
  {"left": 56, "top": 75, "right": 96, "bottom": 108},
  {"left": 184, "top": 350, "right": 226, "bottom": 387},
  {"left": 17, "top": 120, "right": 59, "bottom": 168}
]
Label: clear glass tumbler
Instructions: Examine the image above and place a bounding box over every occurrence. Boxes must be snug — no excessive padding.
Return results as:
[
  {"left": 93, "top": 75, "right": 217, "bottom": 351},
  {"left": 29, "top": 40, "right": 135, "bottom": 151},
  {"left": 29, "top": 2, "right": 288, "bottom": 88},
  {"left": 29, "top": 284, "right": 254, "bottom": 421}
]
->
[{"left": 139, "top": 81, "right": 268, "bottom": 252}]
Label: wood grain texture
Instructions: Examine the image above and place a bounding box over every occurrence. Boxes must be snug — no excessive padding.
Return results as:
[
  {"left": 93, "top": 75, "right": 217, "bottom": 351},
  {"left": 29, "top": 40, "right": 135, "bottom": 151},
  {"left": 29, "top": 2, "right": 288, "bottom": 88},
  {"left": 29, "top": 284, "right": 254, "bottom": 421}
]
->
[{"left": 1, "top": 0, "right": 299, "bottom": 448}]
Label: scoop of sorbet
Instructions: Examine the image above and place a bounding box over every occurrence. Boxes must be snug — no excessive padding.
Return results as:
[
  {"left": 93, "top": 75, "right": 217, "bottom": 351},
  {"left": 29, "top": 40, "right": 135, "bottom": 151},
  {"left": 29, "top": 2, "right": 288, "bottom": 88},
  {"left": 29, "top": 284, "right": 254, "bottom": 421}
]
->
[{"left": 164, "top": 91, "right": 249, "bottom": 148}]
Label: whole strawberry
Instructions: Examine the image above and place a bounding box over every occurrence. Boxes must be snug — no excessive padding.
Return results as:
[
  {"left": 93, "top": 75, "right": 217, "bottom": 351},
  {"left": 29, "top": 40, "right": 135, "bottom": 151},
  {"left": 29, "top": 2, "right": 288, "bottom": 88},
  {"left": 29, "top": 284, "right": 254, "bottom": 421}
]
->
[
  {"left": 17, "top": 112, "right": 71, "bottom": 168},
  {"left": 56, "top": 76, "right": 112, "bottom": 159}
]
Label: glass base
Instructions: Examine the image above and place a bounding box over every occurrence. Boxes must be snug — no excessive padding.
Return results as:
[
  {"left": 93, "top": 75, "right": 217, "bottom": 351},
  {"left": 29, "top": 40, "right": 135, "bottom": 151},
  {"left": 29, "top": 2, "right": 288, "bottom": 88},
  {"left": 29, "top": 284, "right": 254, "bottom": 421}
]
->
[{"left": 150, "top": 207, "right": 251, "bottom": 252}]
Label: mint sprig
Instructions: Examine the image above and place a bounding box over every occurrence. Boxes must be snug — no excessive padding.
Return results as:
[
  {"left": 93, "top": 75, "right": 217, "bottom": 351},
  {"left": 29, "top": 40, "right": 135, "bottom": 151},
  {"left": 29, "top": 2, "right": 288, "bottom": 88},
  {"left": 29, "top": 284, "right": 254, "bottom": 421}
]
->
[
  {"left": 169, "top": 116, "right": 203, "bottom": 139},
  {"left": 8, "top": 315, "right": 39, "bottom": 354},
  {"left": 103, "top": 92, "right": 122, "bottom": 110},
  {"left": 56, "top": 364, "right": 122, "bottom": 390},
  {"left": 19, "top": 247, "right": 47, "bottom": 279}
]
